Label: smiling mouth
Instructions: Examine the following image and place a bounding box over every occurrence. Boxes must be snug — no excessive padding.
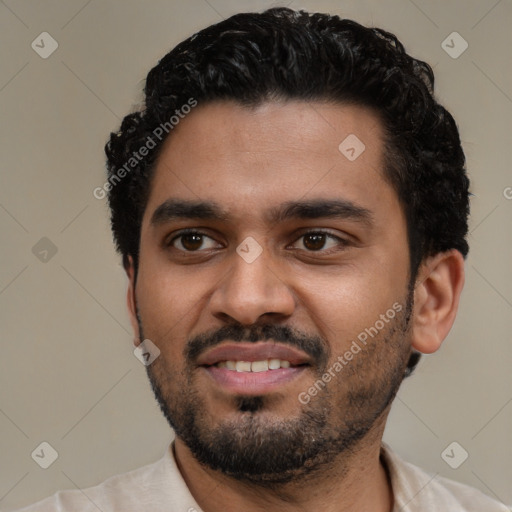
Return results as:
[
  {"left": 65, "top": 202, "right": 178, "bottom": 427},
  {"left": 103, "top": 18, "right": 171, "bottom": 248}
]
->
[
  {"left": 205, "top": 359, "right": 307, "bottom": 372},
  {"left": 196, "top": 341, "right": 312, "bottom": 367},
  {"left": 196, "top": 341, "right": 313, "bottom": 394}
]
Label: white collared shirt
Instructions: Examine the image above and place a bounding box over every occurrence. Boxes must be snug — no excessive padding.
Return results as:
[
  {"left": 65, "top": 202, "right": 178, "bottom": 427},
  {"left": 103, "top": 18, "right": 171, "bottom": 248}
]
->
[{"left": 12, "top": 441, "right": 509, "bottom": 511}]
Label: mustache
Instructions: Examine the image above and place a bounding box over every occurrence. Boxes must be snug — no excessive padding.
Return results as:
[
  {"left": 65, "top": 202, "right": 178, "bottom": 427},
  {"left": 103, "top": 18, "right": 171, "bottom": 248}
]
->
[{"left": 185, "top": 323, "right": 330, "bottom": 367}]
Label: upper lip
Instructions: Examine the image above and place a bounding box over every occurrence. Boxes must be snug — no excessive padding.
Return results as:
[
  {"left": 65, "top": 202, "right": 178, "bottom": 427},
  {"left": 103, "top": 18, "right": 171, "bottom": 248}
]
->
[{"left": 196, "top": 341, "right": 312, "bottom": 366}]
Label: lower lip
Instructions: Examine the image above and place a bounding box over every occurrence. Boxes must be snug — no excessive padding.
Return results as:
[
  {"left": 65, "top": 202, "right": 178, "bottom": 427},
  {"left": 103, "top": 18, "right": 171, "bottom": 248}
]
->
[{"left": 202, "top": 365, "right": 308, "bottom": 395}]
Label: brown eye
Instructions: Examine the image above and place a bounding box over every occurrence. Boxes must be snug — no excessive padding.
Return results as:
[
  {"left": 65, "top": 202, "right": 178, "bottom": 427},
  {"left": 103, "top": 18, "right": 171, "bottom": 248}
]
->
[
  {"left": 303, "top": 233, "right": 327, "bottom": 251},
  {"left": 168, "top": 231, "right": 219, "bottom": 252},
  {"left": 180, "top": 233, "right": 204, "bottom": 251},
  {"left": 290, "top": 230, "right": 348, "bottom": 253}
]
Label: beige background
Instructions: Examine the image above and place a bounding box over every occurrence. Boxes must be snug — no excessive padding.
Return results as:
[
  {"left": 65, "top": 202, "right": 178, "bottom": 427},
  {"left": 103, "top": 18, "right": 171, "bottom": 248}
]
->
[{"left": 1, "top": 0, "right": 511, "bottom": 509}]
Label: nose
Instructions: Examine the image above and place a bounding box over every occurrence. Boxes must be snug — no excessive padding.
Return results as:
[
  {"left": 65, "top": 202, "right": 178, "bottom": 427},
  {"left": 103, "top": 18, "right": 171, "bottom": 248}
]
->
[{"left": 209, "top": 246, "right": 296, "bottom": 325}]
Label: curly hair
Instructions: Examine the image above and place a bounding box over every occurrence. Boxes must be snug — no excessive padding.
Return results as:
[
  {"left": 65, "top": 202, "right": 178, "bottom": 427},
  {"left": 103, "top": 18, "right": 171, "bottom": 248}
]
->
[{"left": 104, "top": 7, "right": 470, "bottom": 376}]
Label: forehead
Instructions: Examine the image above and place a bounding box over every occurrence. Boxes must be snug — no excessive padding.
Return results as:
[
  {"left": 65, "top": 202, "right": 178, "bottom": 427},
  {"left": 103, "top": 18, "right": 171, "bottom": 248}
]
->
[{"left": 143, "top": 100, "right": 399, "bottom": 227}]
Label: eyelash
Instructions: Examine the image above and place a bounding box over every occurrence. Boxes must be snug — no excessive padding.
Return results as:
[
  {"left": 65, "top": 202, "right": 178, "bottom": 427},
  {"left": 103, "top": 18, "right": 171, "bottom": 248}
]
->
[{"left": 166, "top": 228, "right": 349, "bottom": 254}]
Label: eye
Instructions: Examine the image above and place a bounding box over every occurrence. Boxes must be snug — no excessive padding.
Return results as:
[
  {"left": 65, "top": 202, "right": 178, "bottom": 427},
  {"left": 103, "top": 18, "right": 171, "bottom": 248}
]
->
[
  {"left": 167, "top": 230, "right": 220, "bottom": 252},
  {"left": 291, "top": 230, "right": 348, "bottom": 252}
]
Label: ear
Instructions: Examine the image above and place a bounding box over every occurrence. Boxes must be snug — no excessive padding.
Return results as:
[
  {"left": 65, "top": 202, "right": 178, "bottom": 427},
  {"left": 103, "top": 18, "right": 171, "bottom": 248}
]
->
[
  {"left": 125, "top": 255, "right": 141, "bottom": 347},
  {"left": 411, "top": 249, "right": 465, "bottom": 354}
]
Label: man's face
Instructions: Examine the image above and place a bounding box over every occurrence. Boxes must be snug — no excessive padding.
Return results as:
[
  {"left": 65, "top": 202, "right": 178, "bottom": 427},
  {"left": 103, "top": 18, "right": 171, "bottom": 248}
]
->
[{"left": 131, "top": 100, "right": 413, "bottom": 483}]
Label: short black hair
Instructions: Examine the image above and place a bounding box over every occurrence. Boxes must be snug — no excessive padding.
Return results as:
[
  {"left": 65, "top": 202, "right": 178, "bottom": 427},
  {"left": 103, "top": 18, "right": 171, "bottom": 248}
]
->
[{"left": 104, "top": 7, "right": 470, "bottom": 376}]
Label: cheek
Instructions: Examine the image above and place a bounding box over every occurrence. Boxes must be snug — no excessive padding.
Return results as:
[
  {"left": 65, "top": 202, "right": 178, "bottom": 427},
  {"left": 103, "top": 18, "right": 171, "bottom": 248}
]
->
[
  {"left": 135, "top": 262, "right": 204, "bottom": 343},
  {"left": 292, "top": 262, "right": 407, "bottom": 349}
]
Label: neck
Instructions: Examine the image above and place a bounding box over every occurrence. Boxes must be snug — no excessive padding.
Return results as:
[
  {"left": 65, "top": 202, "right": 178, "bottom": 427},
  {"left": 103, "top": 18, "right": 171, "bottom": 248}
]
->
[{"left": 173, "top": 420, "right": 393, "bottom": 512}]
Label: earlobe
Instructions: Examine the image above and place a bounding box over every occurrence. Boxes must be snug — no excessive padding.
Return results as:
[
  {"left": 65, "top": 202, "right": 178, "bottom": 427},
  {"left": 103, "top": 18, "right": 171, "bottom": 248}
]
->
[
  {"left": 125, "top": 255, "right": 141, "bottom": 346},
  {"left": 411, "top": 249, "right": 465, "bottom": 354}
]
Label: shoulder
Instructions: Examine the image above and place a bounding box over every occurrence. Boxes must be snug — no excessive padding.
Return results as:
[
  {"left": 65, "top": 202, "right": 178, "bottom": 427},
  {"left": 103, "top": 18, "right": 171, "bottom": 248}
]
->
[
  {"left": 381, "top": 443, "right": 510, "bottom": 512},
  {"left": 10, "top": 443, "right": 199, "bottom": 512}
]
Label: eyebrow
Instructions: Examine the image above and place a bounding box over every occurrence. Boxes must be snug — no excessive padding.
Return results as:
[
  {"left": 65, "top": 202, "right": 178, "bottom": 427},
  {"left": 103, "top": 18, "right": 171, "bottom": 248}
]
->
[
  {"left": 150, "top": 198, "right": 373, "bottom": 227},
  {"left": 151, "top": 199, "right": 230, "bottom": 226},
  {"left": 269, "top": 199, "right": 373, "bottom": 226}
]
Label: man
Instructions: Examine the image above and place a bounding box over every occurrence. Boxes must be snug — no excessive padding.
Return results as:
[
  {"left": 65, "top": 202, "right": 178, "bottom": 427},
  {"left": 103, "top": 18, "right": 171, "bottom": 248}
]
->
[{"left": 17, "top": 7, "right": 508, "bottom": 512}]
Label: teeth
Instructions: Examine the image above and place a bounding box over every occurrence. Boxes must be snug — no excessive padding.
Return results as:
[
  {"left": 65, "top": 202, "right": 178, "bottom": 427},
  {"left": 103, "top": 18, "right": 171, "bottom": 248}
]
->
[
  {"left": 251, "top": 360, "right": 268, "bottom": 372},
  {"left": 235, "top": 361, "right": 251, "bottom": 372},
  {"left": 215, "top": 359, "right": 294, "bottom": 371},
  {"left": 269, "top": 358, "right": 281, "bottom": 369}
]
